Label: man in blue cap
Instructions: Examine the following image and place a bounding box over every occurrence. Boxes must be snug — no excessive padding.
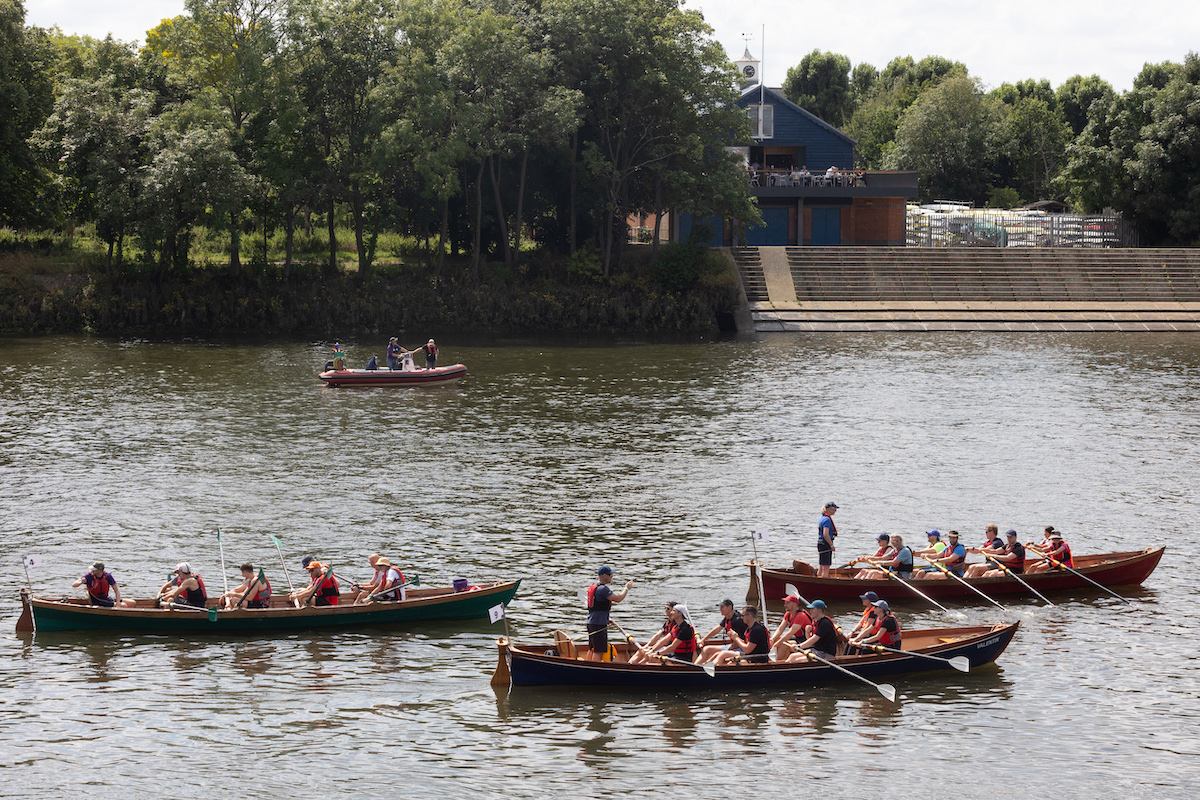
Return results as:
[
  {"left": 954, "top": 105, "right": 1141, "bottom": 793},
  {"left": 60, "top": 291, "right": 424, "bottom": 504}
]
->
[
  {"left": 585, "top": 565, "right": 633, "bottom": 662},
  {"left": 786, "top": 599, "right": 839, "bottom": 661}
]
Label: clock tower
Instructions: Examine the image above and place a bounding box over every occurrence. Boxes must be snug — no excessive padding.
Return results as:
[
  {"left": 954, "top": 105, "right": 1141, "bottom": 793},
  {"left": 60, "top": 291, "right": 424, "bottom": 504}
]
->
[{"left": 734, "top": 47, "right": 760, "bottom": 89}]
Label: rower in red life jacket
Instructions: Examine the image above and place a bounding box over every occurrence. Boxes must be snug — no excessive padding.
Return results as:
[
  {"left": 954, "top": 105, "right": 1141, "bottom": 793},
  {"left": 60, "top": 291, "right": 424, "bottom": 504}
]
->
[
  {"left": 713, "top": 606, "right": 772, "bottom": 665},
  {"left": 72, "top": 562, "right": 135, "bottom": 608},
  {"left": 965, "top": 524, "right": 1008, "bottom": 578},
  {"left": 696, "top": 599, "right": 748, "bottom": 664},
  {"left": 1027, "top": 528, "right": 1074, "bottom": 573},
  {"left": 916, "top": 530, "right": 967, "bottom": 579},
  {"left": 849, "top": 599, "right": 902, "bottom": 650},
  {"left": 855, "top": 534, "right": 898, "bottom": 580},
  {"left": 584, "top": 565, "right": 633, "bottom": 663},
  {"left": 157, "top": 562, "right": 208, "bottom": 608},
  {"left": 647, "top": 604, "right": 698, "bottom": 662},
  {"left": 982, "top": 530, "right": 1026, "bottom": 577},
  {"left": 785, "top": 599, "right": 840, "bottom": 661},
  {"left": 354, "top": 554, "right": 407, "bottom": 604},
  {"left": 628, "top": 601, "right": 683, "bottom": 665},
  {"left": 770, "top": 594, "right": 813, "bottom": 660},
  {"left": 289, "top": 559, "right": 341, "bottom": 607},
  {"left": 218, "top": 563, "right": 272, "bottom": 609}
]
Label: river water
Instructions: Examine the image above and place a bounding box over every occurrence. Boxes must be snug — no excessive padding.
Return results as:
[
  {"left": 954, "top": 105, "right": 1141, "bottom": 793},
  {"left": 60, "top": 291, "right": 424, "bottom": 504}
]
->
[{"left": 1, "top": 332, "right": 1198, "bottom": 798}]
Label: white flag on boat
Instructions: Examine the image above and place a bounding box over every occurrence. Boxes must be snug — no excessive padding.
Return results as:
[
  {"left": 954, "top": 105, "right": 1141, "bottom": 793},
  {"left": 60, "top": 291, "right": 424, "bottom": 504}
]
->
[
  {"left": 488, "top": 603, "right": 506, "bottom": 624},
  {"left": 751, "top": 528, "right": 770, "bottom": 543},
  {"left": 22, "top": 555, "right": 42, "bottom": 569}
]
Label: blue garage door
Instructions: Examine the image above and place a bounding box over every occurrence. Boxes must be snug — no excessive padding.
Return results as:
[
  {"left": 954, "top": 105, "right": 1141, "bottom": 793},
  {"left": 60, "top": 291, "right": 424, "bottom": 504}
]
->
[
  {"left": 746, "top": 207, "right": 789, "bottom": 246},
  {"left": 679, "top": 214, "right": 724, "bottom": 247},
  {"left": 811, "top": 207, "right": 841, "bottom": 246}
]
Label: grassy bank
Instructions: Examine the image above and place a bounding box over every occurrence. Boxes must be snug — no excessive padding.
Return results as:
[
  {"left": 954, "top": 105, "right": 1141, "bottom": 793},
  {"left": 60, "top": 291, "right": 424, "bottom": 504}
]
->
[{"left": 0, "top": 229, "right": 741, "bottom": 337}]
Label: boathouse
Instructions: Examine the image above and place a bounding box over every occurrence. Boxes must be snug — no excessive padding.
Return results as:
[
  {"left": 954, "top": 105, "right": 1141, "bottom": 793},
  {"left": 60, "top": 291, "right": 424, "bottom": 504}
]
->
[{"left": 674, "top": 52, "right": 917, "bottom": 247}]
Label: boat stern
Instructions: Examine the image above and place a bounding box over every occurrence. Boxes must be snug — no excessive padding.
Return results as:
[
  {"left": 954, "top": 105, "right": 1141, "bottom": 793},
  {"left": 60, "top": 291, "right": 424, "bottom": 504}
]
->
[{"left": 490, "top": 637, "right": 512, "bottom": 686}]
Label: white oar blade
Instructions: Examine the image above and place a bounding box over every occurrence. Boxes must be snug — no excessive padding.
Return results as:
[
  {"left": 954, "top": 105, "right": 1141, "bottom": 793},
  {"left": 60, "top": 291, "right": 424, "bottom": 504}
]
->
[
  {"left": 703, "top": 663, "right": 716, "bottom": 678},
  {"left": 949, "top": 656, "right": 971, "bottom": 673},
  {"left": 786, "top": 584, "right": 800, "bottom": 596},
  {"left": 878, "top": 683, "right": 898, "bottom": 703}
]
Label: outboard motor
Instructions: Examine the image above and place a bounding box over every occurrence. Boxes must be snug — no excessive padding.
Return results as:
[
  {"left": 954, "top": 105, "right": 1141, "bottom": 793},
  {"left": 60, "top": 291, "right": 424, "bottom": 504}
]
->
[
  {"left": 365, "top": 355, "right": 378, "bottom": 371},
  {"left": 324, "top": 360, "right": 335, "bottom": 372}
]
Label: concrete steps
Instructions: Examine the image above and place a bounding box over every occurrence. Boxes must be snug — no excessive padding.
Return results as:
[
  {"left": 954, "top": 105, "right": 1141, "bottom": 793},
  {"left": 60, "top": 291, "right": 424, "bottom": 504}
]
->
[{"left": 740, "top": 247, "right": 1200, "bottom": 331}]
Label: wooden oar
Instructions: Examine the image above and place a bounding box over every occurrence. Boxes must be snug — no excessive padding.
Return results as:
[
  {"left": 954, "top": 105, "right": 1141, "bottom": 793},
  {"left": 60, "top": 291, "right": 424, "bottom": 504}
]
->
[
  {"left": 216, "top": 527, "right": 230, "bottom": 598},
  {"left": 798, "top": 649, "right": 897, "bottom": 702},
  {"left": 856, "top": 642, "right": 970, "bottom": 672},
  {"left": 986, "top": 558, "right": 1055, "bottom": 606},
  {"left": 848, "top": 559, "right": 962, "bottom": 616},
  {"left": 920, "top": 555, "right": 1007, "bottom": 610},
  {"left": 783, "top": 583, "right": 812, "bottom": 606},
  {"left": 750, "top": 530, "right": 770, "bottom": 628},
  {"left": 269, "top": 534, "right": 296, "bottom": 594},
  {"left": 163, "top": 601, "right": 219, "bottom": 621},
  {"left": 368, "top": 576, "right": 420, "bottom": 602},
  {"left": 233, "top": 568, "right": 269, "bottom": 610},
  {"left": 1026, "top": 545, "right": 1131, "bottom": 604},
  {"left": 610, "top": 618, "right": 715, "bottom": 678}
]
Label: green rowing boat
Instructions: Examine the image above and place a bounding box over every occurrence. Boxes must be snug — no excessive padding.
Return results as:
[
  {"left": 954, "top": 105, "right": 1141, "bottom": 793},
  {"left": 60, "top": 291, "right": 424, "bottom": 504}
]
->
[{"left": 17, "top": 580, "right": 520, "bottom": 634}]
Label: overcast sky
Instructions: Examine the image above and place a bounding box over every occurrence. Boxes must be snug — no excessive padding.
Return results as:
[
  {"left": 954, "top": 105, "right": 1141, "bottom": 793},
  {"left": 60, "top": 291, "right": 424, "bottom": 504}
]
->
[{"left": 25, "top": 0, "right": 1200, "bottom": 93}]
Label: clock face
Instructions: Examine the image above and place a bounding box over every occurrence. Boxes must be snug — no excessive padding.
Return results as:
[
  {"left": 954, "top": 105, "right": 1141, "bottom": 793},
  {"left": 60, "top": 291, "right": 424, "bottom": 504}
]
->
[{"left": 743, "top": 65, "right": 756, "bottom": 78}]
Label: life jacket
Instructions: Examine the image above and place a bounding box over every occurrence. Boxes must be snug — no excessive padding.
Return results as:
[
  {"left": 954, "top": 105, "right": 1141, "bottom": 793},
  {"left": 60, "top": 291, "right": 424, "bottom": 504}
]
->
[
  {"left": 1007, "top": 542, "right": 1026, "bottom": 572},
  {"left": 375, "top": 567, "right": 405, "bottom": 600},
  {"left": 586, "top": 583, "right": 609, "bottom": 612},
  {"left": 312, "top": 571, "right": 339, "bottom": 605},
  {"left": 242, "top": 575, "right": 271, "bottom": 606},
  {"left": 1051, "top": 541, "right": 1074, "bottom": 568},
  {"left": 944, "top": 543, "right": 966, "bottom": 573},
  {"left": 86, "top": 573, "right": 112, "bottom": 600},
  {"left": 424, "top": 343, "right": 438, "bottom": 358},
  {"left": 784, "top": 609, "right": 812, "bottom": 641},
  {"left": 671, "top": 622, "right": 697, "bottom": 655},
  {"left": 873, "top": 613, "right": 902, "bottom": 646},
  {"left": 874, "top": 545, "right": 891, "bottom": 558},
  {"left": 894, "top": 546, "right": 914, "bottom": 572},
  {"left": 818, "top": 516, "right": 838, "bottom": 548}
]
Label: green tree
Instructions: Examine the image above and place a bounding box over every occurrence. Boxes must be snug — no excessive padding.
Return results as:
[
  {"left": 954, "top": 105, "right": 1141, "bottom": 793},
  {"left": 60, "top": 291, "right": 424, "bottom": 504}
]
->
[
  {"left": 886, "top": 74, "right": 1002, "bottom": 204},
  {"left": 34, "top": 76, "right": 156, "bottom": 271},
  {"left": 0, "top": 0, "right": 56, "bottom": 226},
  {"left": 1000, "top": 97, "right": 1070, "bottom": 202},
  {"left": 545, "top": 0, "right": 746, "bottom": 275},
  {"left": 138, "top": 102, "right": 252, "bottom": 270},
  {"left": 844, "top": 54, "right": 967, "bottom": 168},
  {"left": 288, "top": 0, "right": 399, "bottom": 281},
  {"left": 1056, "top": 74, "right": 1115, "bottom": 137},
  {"left": 1127, "top": 53, "right": 1200, "bottom": 244},
  {"left": 782, "top": 50, "right": 852, "bottom": 127}
]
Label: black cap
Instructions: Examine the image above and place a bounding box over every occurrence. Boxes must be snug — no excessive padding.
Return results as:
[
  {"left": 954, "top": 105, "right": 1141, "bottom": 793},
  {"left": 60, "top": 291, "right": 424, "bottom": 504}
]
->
[{"left": 301, "top": 555, "right": 315, "bottom": 568}]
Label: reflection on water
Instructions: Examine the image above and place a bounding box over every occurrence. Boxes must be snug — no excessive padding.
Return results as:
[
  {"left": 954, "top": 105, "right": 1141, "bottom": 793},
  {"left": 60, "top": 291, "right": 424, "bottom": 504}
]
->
[{"left": 1, "top": 333, "right": 1199, "bottom": 796}]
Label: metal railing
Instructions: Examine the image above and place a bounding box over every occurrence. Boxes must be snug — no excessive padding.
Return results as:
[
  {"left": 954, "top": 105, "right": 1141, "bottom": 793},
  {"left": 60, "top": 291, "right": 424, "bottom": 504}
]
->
[{"left": 906, "top": 210, "right": 1137, "bottom": 248}]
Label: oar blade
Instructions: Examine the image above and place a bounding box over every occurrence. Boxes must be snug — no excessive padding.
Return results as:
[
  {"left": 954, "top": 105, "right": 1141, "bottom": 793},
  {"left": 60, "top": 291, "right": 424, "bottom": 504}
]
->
[
  {"left": 949, "top": 656, "right": 970, "bottom": 673},
  {"left": 703, "top": 663, "right": 716, "bottom": 678},
  {"left": 878, "top": 683, "right": 898, "bottom": 703},
  {"left": 208, "top": 607, "right": 219, "bottom": 623}
]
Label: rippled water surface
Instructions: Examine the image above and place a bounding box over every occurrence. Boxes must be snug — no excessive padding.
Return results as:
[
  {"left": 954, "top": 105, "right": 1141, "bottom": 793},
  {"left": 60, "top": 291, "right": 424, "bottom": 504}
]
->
[{"left": 2, "top": 333, "right": 1199, "bottom": 798}]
